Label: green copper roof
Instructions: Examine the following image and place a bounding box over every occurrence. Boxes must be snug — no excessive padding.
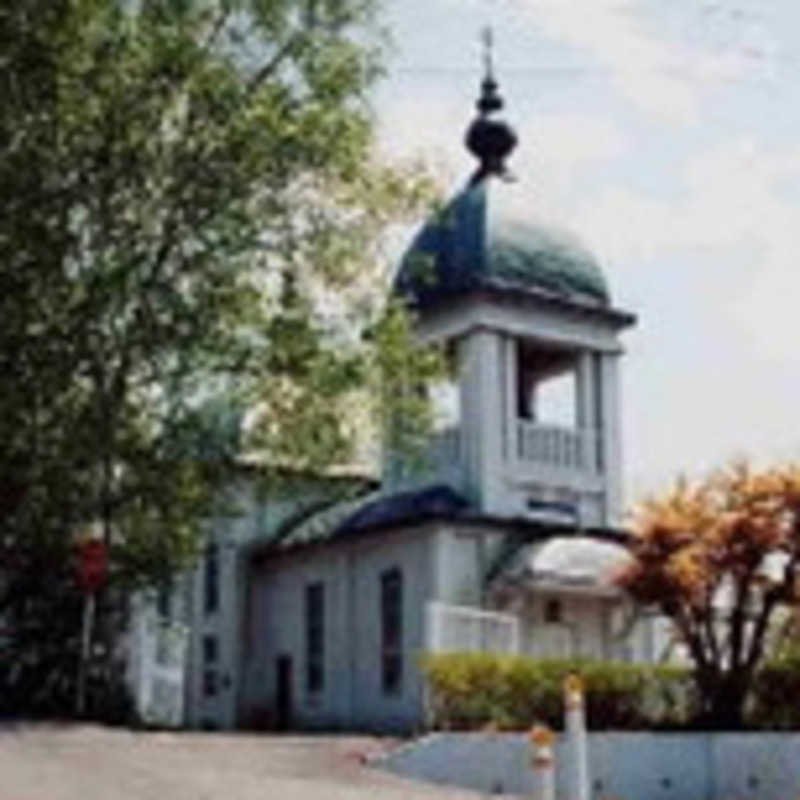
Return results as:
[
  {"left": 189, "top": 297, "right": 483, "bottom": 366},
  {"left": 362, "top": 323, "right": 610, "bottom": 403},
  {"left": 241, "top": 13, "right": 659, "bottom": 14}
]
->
[{"left": 395, "top": 176, "right": 610, "bottom": 307}]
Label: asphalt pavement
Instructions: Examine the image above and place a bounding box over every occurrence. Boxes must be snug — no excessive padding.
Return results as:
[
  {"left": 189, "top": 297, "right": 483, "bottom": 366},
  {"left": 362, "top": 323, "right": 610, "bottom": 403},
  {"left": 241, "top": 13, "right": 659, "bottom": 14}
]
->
[{"left": 0, "top": 724, "right": 488, "bottom": 800}]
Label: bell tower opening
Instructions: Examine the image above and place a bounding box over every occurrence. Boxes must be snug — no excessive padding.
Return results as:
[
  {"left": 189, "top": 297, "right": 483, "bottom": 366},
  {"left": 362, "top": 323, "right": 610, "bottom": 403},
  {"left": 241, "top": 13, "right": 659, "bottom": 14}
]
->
[
  {"left": 430, "top": 345, "right": 461, "bottom": 433},
  {"left": 510, "top": 337, "right": 607, "bottom": 490},
  {"left": 517, "top": 343, "right": 577, "bottom": 429}
]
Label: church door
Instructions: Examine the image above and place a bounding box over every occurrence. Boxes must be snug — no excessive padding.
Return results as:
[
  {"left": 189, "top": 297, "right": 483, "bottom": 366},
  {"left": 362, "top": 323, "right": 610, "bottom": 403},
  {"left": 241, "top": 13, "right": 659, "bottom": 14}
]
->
[{"left": 275, "top": 655, "right": 293, "bottom": 731}]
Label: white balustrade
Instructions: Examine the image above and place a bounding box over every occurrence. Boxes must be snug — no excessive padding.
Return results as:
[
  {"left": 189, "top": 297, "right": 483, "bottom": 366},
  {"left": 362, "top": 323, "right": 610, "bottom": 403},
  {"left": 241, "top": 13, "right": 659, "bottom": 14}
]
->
[
  {"left": 407, "top": 422, "right": 600, "bottom": 484},
  {"left": 426, "top": 601, "right": 520, "bottom": 655},
  {"left": 516, "top": 420, "right": 597, "bottom": 472}
]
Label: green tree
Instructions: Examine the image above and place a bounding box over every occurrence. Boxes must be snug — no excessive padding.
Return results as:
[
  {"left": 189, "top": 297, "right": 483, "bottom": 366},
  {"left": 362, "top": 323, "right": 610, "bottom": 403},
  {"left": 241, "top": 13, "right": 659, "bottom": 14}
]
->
[{"left": 0, "top": 0, "right": 441, "bottom": 716}]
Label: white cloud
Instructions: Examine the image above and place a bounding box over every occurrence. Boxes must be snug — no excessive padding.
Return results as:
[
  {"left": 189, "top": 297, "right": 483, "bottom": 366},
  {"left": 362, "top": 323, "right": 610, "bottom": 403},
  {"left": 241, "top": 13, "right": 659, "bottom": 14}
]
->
[
  {"left": 529, "top": 114, "right": 627, "bottom": 165},
  {"left": 563, "top": 137, "right": 800, "bottom": 498},
  {"left": 508, "top": 0, "right": 767, "bottom": 125},
  {"left": 528, "top": 0, "right": 699, "bottom": 123},
  {"left": 575, "top": 139, "right": 800, "bottom": 361}
]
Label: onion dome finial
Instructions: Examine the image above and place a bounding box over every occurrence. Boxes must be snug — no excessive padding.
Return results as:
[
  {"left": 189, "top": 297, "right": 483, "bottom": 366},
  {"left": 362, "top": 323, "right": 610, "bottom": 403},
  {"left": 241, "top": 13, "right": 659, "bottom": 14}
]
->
[{"left": 465, "top": 27, "right": 518, "bottom": 183}]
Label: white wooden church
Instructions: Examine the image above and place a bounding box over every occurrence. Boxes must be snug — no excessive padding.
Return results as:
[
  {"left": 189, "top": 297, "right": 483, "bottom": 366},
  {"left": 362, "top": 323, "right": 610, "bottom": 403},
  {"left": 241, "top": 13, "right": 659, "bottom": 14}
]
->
[{"left": 126, "top": 64, "right": 664, "bottom": 731}]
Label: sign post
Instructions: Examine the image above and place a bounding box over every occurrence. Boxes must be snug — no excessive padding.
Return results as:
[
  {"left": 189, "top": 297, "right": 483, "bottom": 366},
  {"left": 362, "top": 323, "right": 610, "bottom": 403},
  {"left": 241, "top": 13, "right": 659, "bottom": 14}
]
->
[{"left": 75, "top": 539, "right": 108, "bottom": 716}]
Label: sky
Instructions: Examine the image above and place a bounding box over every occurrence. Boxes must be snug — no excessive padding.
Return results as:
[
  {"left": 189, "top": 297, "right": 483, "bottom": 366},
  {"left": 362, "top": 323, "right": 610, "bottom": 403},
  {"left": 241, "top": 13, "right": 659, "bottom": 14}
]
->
[{"left": 371, "top": 0, "right": 800, "bottom": 505}]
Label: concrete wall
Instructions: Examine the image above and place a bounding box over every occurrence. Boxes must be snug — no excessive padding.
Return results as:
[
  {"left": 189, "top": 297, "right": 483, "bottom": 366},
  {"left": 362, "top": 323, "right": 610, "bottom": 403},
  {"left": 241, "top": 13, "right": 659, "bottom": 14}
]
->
[
  {"left": 377, "top": 731, "right": 800, "bottom": 800},
  {"left": 243, "top": 524, "right": 439, "bottom": 731}
]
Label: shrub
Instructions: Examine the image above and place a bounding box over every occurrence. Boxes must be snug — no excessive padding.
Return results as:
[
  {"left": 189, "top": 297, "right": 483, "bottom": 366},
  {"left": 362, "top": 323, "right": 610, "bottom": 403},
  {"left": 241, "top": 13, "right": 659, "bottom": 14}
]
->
[
  {"left": 421, "top": 652, "right": 694, "bottom": 731},
  {"left": 750, "top": 645, "right": 800, "bottom": 729}
]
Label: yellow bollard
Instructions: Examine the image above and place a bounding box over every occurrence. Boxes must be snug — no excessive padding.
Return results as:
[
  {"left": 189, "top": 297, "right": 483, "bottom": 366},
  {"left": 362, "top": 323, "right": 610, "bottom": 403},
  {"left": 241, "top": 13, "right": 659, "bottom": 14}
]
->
[
  {"left": 564, "top": 673, "right": 584, "bottom": 710},
  {"left": 529, "top": 724, "right": 556, "bottom": 800}
]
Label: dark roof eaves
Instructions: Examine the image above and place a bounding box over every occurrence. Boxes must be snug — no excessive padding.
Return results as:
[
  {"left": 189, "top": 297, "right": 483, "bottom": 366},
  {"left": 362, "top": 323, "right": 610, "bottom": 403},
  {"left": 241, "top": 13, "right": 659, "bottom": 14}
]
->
[
  {"left": 250, "top": 506, "right": 631, "bottom": 565},
  {"left": 249, "top": 513, "right": 445, "bottom": 563},
  {"left": 453, "top": 512, "right": 632, "bottom": 542},
  {"left": 406, "top": 284, "right": 636, "bottom": 329}
]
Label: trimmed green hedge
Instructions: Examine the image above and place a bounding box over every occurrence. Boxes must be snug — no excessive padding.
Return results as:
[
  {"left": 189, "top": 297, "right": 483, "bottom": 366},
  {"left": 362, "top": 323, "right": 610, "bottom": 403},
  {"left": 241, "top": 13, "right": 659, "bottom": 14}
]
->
[
  {"left": 421, "top": 653, "right": 695, "bottom": 731},
  {"left": 750, "top": 647, "right": 800, "bottom": 729}
]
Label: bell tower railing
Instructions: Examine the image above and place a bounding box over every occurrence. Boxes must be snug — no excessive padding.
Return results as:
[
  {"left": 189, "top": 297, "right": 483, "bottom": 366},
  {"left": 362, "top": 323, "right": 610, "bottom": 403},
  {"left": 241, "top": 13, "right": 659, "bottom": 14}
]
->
[
  {"left": 393, "top": 421, "right": 599, "bottom": 492},
  {"left": 515, "top": 421, "right": 599, "bottom": 473}
]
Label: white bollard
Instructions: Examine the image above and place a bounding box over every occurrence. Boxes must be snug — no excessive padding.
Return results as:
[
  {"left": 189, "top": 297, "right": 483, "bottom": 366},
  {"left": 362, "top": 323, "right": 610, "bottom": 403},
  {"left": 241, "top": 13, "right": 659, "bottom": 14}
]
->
[
  {"left": 529, "top": 725, "right": 556, "bottom": 800},
  {"left": 564, "top": 673, "right": 590, "bottom": 800}
]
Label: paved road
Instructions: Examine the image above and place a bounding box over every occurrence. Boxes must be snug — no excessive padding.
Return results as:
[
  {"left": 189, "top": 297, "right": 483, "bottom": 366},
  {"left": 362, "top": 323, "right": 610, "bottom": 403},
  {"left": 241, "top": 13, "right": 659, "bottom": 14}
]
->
[{"left": 0, "top": 724, "right": 485, "bottom": 800}]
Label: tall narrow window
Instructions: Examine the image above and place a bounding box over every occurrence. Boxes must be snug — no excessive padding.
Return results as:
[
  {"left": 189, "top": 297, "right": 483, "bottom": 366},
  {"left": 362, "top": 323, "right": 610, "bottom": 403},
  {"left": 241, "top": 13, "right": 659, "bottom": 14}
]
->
[
  {"left": 305, "top": 582, "right": 324, "bottom": 693},
  {"left": 203, "top": 669, "right": 218, "bottom": 697},
  {"left": 202, "top": 634, "right": 218, "bottom": 698},
  {"left": 202, "top": 635, "right": 218, "bottom": 665},
  {"left": 380, "top": 568, "right": 403, "bottom": 695},
  {"left": 156, "top": 574, "right": 173, "bottom": 620},
  {"left": 204, "top": 542, "right": 219, "bottom": 615}
]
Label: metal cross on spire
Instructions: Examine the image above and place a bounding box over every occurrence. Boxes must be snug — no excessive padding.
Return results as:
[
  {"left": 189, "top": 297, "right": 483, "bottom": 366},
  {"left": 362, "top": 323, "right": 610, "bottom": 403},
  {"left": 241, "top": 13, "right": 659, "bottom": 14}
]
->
[
  {"left": 482, "top": 26, "right": 495, "bottom": 81},
  {"left": 475, "top": 25, "right": 503, "bottom": 115}
]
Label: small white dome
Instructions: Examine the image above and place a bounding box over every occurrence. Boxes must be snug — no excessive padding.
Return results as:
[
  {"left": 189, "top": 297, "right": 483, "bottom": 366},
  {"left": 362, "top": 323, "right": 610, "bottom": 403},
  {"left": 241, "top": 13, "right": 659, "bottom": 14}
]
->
[{"left": 507, "top": 536, "right": 632, "bottom": 588}]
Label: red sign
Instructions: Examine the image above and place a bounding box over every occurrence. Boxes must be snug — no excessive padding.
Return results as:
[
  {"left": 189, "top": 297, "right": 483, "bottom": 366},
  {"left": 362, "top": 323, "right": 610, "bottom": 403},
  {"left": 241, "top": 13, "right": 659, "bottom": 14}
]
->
[{"left": 76, "top": 540, "right": 108, "bottom": 593}]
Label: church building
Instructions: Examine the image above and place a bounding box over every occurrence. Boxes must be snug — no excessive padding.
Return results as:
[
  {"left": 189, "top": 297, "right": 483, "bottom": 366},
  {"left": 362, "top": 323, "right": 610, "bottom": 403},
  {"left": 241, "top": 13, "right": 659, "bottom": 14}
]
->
[{"left": 127, "top": 60, "right": 660, "bottom": 732}]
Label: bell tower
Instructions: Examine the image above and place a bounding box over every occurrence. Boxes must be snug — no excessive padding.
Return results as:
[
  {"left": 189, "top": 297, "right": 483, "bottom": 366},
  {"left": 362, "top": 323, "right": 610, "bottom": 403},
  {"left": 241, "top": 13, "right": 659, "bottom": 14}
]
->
[{"left": 389, "top": 40, "right": 635, "bottom": 529}]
